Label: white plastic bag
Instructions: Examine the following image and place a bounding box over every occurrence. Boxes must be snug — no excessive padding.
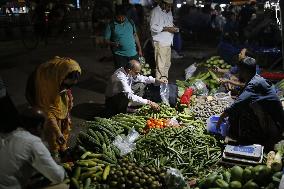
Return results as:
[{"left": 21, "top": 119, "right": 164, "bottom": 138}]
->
[
  {"left": 185, "top": 63, "right": 197, "bottom": 80},
  {"left": 165, "top": 168, "right": 187, "bottom": 189},
  {"left": 193, "top": 80, "right": 208, "bottom": 96},
  {"left": 113, "top": 129, "right": 140, "bottom": 156},
  {"left": 166, "top": 117, "right": 180, "bottom": 127},
  {"left": 214, "top": 92, "right": 234, "bottom": 105},
  {"left": 160, "top": 83, "right": 170, "bottom": 105}
]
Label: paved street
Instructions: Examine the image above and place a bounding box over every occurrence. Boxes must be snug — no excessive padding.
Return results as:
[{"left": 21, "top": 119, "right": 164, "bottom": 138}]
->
[{"left": 0, "top": 31, "right": 216, "bottom": 146}]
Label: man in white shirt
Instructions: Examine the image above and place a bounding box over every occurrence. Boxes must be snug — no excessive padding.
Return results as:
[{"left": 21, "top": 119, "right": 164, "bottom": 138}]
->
[
  {"left": 0, "top": 108, "right": 66, "bottom": 189},
  {"left": 105, "top": 60, "right": 167, "bottom": 115},
  {"left": 150, "top": 0, "right": 179, "bottom": 80}
]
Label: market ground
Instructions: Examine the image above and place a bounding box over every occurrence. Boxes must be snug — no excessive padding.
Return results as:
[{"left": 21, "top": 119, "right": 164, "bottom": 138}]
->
[{"left": 0, "top": 30, "right": 217, "bottom": 147}]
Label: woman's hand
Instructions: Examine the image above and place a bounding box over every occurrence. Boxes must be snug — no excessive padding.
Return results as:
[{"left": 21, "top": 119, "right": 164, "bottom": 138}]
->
[{"left": 57, "top": 133, "right": 66, "bottom": 145}]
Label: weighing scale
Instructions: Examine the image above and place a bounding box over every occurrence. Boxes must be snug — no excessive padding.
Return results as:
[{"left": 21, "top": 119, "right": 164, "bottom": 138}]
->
[{"left": 221, "top": 144, "right": 264, "bottom": 166}]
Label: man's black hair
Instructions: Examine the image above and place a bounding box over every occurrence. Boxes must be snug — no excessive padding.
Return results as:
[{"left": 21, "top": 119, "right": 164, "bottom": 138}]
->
[
  {"left": 239, "top": 57, "right": 256, "bottom": 75},
  {"left": 20, "top": 108, "right": 46, "bottom": 130},
  {"left": 115, "top": 5, "right": 127, "bottom": 16}
]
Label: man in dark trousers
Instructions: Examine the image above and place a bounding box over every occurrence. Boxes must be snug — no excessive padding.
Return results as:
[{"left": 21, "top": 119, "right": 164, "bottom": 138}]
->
[
  {"left": 217, "top": 57, "right": 284, "bottom": 150},
  {"left": 104, "top": 5, "right": 143, "bottom": 69}
]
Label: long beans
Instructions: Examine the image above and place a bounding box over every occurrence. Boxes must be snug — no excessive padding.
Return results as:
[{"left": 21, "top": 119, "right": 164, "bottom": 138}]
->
[{"left": 129, "top": 123, "right": 223, "bottom": 178}]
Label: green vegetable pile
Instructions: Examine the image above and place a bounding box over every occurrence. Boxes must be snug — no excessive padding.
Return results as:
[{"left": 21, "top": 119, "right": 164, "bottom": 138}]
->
[
  {"left": 129, "top": 124, "right": 223, "bottom": 178},
  {"left": 107, "top": 158, "right": 167, "bottom": 189},
  {"left": 136, "top": 104, "right": 177, "bottom": 119},
  {"left": 141, "top": 63, "right": 152, "bottom": 76},
  {"left": 204, "top": 56, "right": 231, "bottom": 69},
  {"left": 77, "top": 117, "right": 124, "bottom": 164},
  {"left": 111, "top": 113, "right": 148, "bottom": 133},
  {"left": 197, "top": 165, "right": 282, "bottom": 189},
  {"left": 65, "top": 151, "right": 113, "bottom": 189}
]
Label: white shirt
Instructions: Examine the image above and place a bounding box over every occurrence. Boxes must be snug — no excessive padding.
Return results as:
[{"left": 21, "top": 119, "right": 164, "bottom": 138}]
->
[
  {"left": 105, "top": 67, "right": 156, "bottom": 105},
  {"left": 0, "top": 128, "right": 65, "bottom": 189},
  {"left": 150, "top": 5, "right": 174, "bottom": 46}
]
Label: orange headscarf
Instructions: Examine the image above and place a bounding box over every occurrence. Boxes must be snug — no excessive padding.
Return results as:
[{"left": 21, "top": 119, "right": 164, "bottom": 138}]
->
[{"left": 34, "top": 56, "right": 81, "bottom": 119}]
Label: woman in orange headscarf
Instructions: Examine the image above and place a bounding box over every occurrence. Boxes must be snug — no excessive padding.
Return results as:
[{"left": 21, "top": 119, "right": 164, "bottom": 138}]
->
[{"left": 26, "top": 56, "right": 81, "bottom": 159}]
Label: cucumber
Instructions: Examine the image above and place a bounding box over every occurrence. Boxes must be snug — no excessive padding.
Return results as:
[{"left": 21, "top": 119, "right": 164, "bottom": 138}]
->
[
  {"left": 83, "top": 178, "right": 91, "bottom": 189},
  {"left": 70, "top": 177, "right": 80, "bottom": 189},
  {"left": 103, "top": 165, "right": 111, "bottom": 181}
]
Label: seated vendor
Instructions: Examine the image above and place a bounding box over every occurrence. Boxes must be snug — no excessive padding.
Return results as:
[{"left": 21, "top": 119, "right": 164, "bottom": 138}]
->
[
  {"left": 105, "top": 60, "right": 167, "bottom": 116},
  {"left": 216, "top": 57, "right": 284, "bottom": 150}
]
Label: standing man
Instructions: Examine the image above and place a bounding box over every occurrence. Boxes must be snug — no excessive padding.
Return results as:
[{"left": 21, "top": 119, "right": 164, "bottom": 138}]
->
[
  {"left": 104, "top": 5, "right": 143, "bottom": 69},
  {"left": 150, "top": 0, "right": 179, "bottom": 80},
  {"left": 105, "top": 60, "right": 167, "bottom": 116}
]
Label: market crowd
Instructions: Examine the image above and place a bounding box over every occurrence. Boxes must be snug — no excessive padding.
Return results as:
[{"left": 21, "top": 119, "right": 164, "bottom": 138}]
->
[
  {"left": 0, "top": 0, "right": 284, "bottom": 188},
  {"left": 178, "top": 0, "right": 280, "bottom": 47}
]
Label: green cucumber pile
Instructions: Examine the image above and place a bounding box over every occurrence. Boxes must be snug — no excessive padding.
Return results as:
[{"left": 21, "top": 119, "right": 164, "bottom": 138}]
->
[{"left": 136, "top": 104, "right": 177, "bottom": 119}]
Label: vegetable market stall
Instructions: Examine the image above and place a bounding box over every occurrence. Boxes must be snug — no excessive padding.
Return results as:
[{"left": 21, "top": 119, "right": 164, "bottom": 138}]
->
[{"left": 63, "top": 56, "right": 284, "bottom": 189}]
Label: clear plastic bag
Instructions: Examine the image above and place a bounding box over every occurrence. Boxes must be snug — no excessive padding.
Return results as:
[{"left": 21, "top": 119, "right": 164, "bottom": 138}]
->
[
  {"left": 165, "top": 168, "right": 187, "bottom": 189},
  {"left": 193, "top": 80, "right": 208, "bottom": 96},
  {"left": 185, "top": 63, "right": 197, "bottom": 80},
  {"left": 138, "top": 56, "right": 146, "bottom": 65},
  {"left": 165, "top": 117, "right": 180, "bottom": 127},
  {"left": 214, "top": 92, "right": 234, "bottom": 105},
  {"left": 113, "top": 129, "right": 140, "bottom": 156},
  {"left": 160, "top": 83, "right": 170, "bottom": 105}
]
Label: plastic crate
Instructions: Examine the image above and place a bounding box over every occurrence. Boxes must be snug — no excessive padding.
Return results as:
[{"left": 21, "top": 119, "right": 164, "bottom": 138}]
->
[{"left": 206, "top": 115, "right": 229, "bottom": 137}]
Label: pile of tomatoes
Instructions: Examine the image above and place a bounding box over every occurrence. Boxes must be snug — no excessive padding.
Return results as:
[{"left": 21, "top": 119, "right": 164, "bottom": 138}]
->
[{"left": 146, "top": 118, "right": 168, "bottom": 129}]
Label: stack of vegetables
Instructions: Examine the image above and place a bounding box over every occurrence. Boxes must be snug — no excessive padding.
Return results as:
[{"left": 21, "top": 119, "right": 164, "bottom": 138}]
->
[
  {"left": 141, "top": 63, "right": 152, "bottom": 76},
  {"left": 77, "top": 117, "right": 125, "bottom": 164},
  {"left": 191, "top": 96, "right": 231, "bottom": 122},
  {"left": 177, "top": 70, "right": 221, "bottom": 94},
  {"left": 135, "top": 103, "right": 177, "bottom": 119},
  {"left": 197, "top": 165, "right": 282, "bottom": 189},
  {"left": 64, "top": 151, "right": 113, "bottom": 189},
  {"left": 129, "top": 123, "right": 223, "bottom": 178},
  {"left": 111, "top": 114, "right": 148, "bottom": 134},
  {"left": 106, "top": 158, "right": 167, "bottom": 189},
  {"left": 204, "top": 56, "right": 232, "bottom": 69}
]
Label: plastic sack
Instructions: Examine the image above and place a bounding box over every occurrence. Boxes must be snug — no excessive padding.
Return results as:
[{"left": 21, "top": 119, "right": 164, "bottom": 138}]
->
[
  {"left": 193, "top": 80, "right": 208, "bottom": 96},
  {"left": 138, "top": 56, "right": 146, "bottom": 65},
  {"left": 206, "top": 115, "right": 229, "bottom": 137},
  {"left": 180, "top": 87, "right": 194, "bottom": 105},
  {"left": 165, "top": 168, "right": 187, "bottom": 189},
  {"left": 160, "top": 83, "right": 170, "bottom": 105},
  {"left": 165, "top": 117, "right": 180, "bottom": 127},
  {"left": 185, "top": 63, "right": 197, "bottom": 80},
  {"left": 214, "top": 92, "right": 234, "bottom": 105},
  {"left": 113, "top": 129, "right": 140, "bottom": 156}
]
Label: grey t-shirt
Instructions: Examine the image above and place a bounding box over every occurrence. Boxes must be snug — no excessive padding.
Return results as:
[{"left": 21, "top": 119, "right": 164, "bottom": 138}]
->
[{"left": 0, "top": 128, "right": 65, "bottom": 189}]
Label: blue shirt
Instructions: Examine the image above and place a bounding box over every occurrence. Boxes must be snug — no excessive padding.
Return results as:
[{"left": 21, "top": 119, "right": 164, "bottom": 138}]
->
[
  {"left": 104, "top": 18, "right": 137, "bottom": 57},
  {"left": 226, "top": 74, "right": 284, "bottom": 127}
]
